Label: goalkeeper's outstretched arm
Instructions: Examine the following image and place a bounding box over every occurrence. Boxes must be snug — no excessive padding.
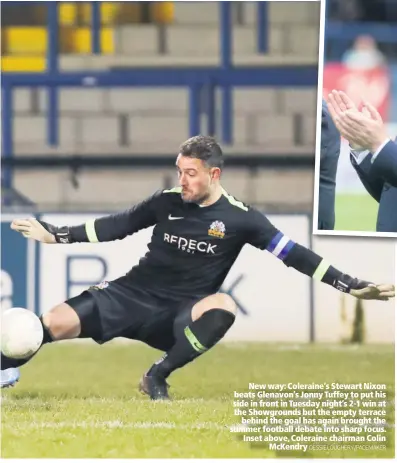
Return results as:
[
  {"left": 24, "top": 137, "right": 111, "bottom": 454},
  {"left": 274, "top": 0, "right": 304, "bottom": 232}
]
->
[
  {"left": 281, "top": 241, "right": 394, "bottom": 301},
  {"left": 10, "top": 191, "right": 162, "bottom": 244},
  {"left": 246, "top": 208, "right": 395, "bottom": 301}
]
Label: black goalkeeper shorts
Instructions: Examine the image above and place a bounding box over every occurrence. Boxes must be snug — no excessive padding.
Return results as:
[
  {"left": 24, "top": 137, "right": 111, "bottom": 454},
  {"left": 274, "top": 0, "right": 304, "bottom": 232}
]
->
[{"left": 65, "top": 276, "right": 201, "bottom": 351}]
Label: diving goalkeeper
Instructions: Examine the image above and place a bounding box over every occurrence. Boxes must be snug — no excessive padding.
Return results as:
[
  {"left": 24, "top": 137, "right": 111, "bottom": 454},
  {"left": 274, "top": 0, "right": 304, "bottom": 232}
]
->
[{"left": 1, "top": 136, "right": 394, "bottom": 399}]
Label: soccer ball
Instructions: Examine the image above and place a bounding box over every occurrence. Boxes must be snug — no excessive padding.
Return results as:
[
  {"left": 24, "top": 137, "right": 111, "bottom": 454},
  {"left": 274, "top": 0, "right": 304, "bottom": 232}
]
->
[{"left": 1, "top": 308, "right": 43, "bottom": 359}]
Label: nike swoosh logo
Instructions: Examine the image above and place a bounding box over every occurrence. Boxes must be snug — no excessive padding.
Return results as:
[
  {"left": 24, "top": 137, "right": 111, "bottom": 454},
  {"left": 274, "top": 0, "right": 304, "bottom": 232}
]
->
[{"left": 168, "top": 215, "right": 184, "bottom": 220}]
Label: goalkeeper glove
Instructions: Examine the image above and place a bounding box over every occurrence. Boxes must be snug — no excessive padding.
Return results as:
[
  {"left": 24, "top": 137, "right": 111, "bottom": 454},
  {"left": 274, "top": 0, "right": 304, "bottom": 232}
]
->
[
  {"left": 334, "top": 274, "right": 395, "bottom": 301},
  {"left": 11, "top": 218, "right": 72, "bottom": 244},
  {"left": 39, "top": 221, "right": 72, "bottom": 243}
]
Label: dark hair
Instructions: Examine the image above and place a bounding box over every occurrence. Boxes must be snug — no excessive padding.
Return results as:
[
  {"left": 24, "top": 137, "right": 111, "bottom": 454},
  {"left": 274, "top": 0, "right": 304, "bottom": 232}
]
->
[{"left": 179, "top": 135, "right": 224, "bottom": 170}]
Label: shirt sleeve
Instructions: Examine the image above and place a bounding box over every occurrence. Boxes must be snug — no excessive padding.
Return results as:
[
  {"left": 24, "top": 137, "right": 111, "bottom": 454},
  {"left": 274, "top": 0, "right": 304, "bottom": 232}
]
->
[
  {"left": 370, "top": 140, "right": 397, "bottom": 187},
  {"left": 245, "top": 208, "right": 295, "bottom": 260},
  {"left": 349, "top": 151, "right": 384, "bottom": 203},
  {"left": 350, "top": 147, "right": 371, "bottom": 165},
  {"left": 371, "top": 138, "right": 391, "bottom": 163},
  {"left": 244, "top": 207, "right": 349, "bottom": 286},
  {"left": 70, "top": 190, "right": 163, "bottom": 242},
  {"left": 245, "top": 208, "right": 349, "bottom": 288}
]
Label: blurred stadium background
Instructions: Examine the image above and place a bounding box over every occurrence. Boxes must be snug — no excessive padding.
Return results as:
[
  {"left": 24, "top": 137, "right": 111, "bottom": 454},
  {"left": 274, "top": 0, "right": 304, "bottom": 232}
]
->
[
  {"left": 1, "top": 2, "right": 394, "bottom": 458},
  {"left": 1, "top": 0, "right": 318, "bottom": 211},
  {"left": 324, "top": 0, "right": 397, "bottom": 231}
]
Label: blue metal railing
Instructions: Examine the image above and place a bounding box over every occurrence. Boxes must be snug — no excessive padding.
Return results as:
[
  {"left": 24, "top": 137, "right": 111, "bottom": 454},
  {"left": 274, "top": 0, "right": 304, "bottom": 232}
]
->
[
  {"left": 91, "top": 1, "right": 101, "bottom": 54},
  {"left": 1, "top": 1, "right": 317, "bottom": 192},
  {"left": 47, "top": 2, "right": 59, "bottom": 146},
  {"left": 220, "top": 2, "right": 233, "bottom": 145},
  {"left": 257, "top": 1, "right": 269, "bottom": 54}
]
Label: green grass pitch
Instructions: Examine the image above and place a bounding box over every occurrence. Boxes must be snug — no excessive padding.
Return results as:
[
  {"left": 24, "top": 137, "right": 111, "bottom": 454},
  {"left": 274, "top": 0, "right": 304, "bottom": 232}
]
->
[
  {"left": 335, "top": 194, "right": 379, "bottom": 232},
  {"left": 1, "top": 342, "right": 394, "bottom": 458}
]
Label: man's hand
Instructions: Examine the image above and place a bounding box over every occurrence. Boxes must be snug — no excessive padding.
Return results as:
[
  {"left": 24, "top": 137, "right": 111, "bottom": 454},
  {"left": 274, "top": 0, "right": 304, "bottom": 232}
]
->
[
  {"left": 327, "top": 90, "right": 363, "bottom": 150},
  {"left": 327, "top": 90, "right": 388, "bottom": 152},
  {"left": 350, "top": 282, "right": 395, "bottom": 301},
  {"left": 328, "top": 89, "right": 358, "bottom": 114},
  {"left": 11, "top": 218, "right": 56, "bottom": 243},
  {"left": 339, "top": 104, "right": 388, "bottom": 153}
]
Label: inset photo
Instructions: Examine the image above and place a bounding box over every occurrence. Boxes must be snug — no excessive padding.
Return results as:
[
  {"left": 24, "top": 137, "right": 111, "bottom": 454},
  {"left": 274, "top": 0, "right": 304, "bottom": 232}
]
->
[{"left": 314, "top": 0, "right": 397, "bottom": 236}]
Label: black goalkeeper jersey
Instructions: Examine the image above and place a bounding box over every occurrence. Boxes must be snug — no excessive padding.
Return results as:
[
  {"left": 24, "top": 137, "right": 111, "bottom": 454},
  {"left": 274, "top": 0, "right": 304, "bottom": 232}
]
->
[{"left": 72, "top": 187, "right": 295, "bottom": 300}]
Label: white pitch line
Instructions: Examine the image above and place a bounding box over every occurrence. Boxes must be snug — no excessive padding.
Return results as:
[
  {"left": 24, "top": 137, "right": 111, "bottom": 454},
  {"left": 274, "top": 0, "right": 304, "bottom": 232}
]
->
[{"left": 6, "top": 421, "right": 232, "bottom": 431}]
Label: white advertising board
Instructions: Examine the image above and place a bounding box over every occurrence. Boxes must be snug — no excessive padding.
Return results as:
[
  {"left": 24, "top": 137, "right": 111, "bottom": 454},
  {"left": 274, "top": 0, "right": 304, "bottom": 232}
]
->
[{"left": 38, "top": 214, "right": 395, "bottom": 343}]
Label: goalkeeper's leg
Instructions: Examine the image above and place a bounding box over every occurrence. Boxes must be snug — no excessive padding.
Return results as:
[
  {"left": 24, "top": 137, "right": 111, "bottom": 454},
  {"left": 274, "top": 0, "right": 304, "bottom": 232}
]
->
[
  {"left": 140, "top": 293, "right": 236, "bottom": 400},
  {"left": 1, "top": 292, "right": 99, "bottom": 376}
]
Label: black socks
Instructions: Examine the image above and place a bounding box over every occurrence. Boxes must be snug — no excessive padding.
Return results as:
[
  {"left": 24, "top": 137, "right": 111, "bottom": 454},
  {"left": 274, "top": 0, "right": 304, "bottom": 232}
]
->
[
  {"left": 148, "top": 308, "right": 235, "bottom": 379},
  {"left": 1, "top": 316, "right": 53, "bottom": 370}
]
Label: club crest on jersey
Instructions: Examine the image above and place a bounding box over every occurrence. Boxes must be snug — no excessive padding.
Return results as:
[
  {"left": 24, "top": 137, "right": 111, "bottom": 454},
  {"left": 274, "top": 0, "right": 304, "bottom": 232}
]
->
[
  {"left": 90, "top": 281, "right": 109, "bottom": 291},
  {"left": 208, "top": 220, "right": 226, "bottom": 239}
]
